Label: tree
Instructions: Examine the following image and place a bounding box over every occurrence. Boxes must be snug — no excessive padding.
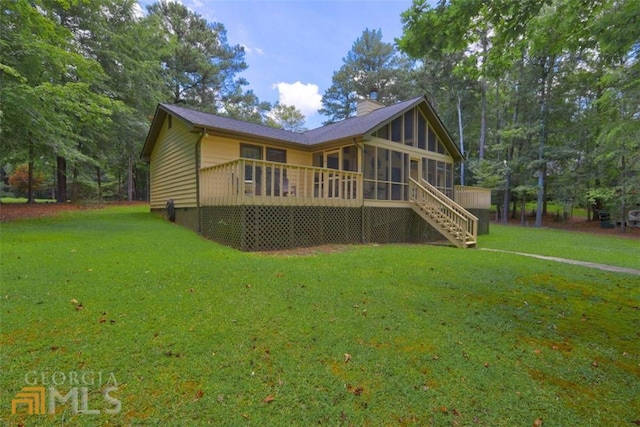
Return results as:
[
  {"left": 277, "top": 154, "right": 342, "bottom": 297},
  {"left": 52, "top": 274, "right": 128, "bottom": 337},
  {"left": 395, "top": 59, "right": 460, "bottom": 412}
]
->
[
  {"left": 0, "top": 0, "right": 115, "bottom": 203},
  {"left": 266, "top": 103, "right": 307, "bottom": 132},
  {"left": 319, "top": 28, "right": 416, "bottom": 123},
  {"left": 398, "top": 0, "right": 638, "bottom": 233},
  {"left": 147, "top": 0, "right": 248, "bottom": 112}
]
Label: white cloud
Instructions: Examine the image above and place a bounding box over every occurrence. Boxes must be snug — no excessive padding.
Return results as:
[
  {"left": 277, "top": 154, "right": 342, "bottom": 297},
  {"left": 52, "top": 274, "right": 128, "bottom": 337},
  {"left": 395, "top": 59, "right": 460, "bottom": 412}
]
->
[
  {"left": 273, "top": 82, "right": 322, "bottom": 118},
  {"left": 241, "top": 44, "right": 265, "bottom": 56}
]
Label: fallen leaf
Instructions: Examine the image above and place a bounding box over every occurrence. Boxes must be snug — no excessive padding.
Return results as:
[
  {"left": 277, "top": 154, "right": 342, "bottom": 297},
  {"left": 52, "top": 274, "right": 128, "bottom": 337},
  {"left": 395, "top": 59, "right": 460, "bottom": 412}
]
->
[
  {"left": 195, "top": 390, "right": 204, "bottom": 400},
  {"left": 344, "top": 353, "right": 352, "bottom": 363},
  {"left": 591, "top": 361, "right": 598, "bottom": 368},
  {"left": 532, "top": 418, "right": 543, "bottom": 427},
  {"left": 346, "top": 384, "right": 363, "bottom": 396},
  {"left": 70, "top": 299, "right": 78, "bottom": 305},
  {"left": 99, "top": 318, "right": 106, "bottom": 323},
  {"left": 75, "top": 303, "right": 84, "bottom": 311},
  {"left": 263, "top": 395, "right": 275, "bottom": 403},
  {"left": 632, "top": 420, "right": 640, "bottom": 426},
  {"left": 217, "top": 394, "right": 224, "bottom": 402}
]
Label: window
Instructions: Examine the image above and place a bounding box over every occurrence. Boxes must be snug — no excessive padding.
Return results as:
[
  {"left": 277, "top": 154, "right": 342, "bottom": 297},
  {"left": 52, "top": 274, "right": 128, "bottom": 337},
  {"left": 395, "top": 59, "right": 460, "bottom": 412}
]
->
[
  {"left": 428, "top": 126, "right": 436, "bottom": 152},
  {"left": 342, "top": 146, "right": 358, "bottom": 172},
  {"left": 417, "top": 112, "right": 426, "bottom": 149},
  {"left": 391, "top": 151, "right": 405, "bottom": 200},
  {"left": 437, "top": 140, "right": 446, "bottom": 154},
  {"left": 377, "top": 148, "right": 389, "bottom": 181},
  {"left": 364, "top": 146, "right": 375, "bottom": 180},
  {"left": 240, "top": 144, "right": 262, "bottom": 160},
  {"left": 312, "top": 152, "right": 323, "bottom": 167},
  {"left": 404, "top": 111, "right": 414, "bottom": 146},
  {"left": 240, "top": 144, "right": 263, "bottom": 193},
  {"left": 363, "top": 147, "right": 411, "bottom": 201},
  {"left": 391, "top": 117, "right": 402, "bottom": 142},
  {"left": 375, "top": 124, "right": 389, "bottom": 140},
  {"left": 437, "top": 161, "right": 446, "bottom": 190},
  {"left": 266, "top": 147, "right": 286, "bottom": 163},
  {"left": 427, "top": 159, "right": 436, "bottom": 186}
]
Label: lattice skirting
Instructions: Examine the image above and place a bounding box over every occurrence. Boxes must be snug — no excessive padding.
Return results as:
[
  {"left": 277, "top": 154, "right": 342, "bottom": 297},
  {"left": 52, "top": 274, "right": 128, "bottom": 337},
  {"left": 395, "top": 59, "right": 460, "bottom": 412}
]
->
[{"left": 201, "top": 205, "right": 442, "bottom": 251}]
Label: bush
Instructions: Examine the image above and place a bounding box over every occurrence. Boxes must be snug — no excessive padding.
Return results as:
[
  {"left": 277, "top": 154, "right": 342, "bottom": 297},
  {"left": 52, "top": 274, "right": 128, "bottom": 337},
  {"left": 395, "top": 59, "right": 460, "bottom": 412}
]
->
[{"left": 8, "top": 164, "right": 45, "bottom": 195}]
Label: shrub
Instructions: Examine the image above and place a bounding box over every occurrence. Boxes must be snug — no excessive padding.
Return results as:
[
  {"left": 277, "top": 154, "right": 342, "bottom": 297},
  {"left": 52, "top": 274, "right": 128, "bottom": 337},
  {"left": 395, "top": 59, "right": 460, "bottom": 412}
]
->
[{"left": 8, "top": 164, "right": 45, "bottom": 195}]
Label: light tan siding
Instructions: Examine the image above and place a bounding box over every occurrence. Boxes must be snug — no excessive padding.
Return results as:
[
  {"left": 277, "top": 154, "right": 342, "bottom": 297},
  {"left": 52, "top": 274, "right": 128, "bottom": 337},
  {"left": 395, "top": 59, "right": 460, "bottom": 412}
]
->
[
  {"left": 200, "top": 135, "right": 239, "bottom": 168},
  {"left": 200, "top": 135, "right": 313, "bottom": 168},
  {"left": 149, "top": 117, "right": 199, "bottom": 209}
]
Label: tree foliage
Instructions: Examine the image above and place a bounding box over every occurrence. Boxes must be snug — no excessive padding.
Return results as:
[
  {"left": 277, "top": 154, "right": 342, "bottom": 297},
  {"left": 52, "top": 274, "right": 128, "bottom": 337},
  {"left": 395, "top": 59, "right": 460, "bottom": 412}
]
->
[
  {"left": 319, "top": 28, "right": 416, "bottom": 123},
  {"left": 398, "top": 0, "right": 640, "bottom": 226},
  {"left": 0, "top": 0, "right": 284, "bottom": 202}
]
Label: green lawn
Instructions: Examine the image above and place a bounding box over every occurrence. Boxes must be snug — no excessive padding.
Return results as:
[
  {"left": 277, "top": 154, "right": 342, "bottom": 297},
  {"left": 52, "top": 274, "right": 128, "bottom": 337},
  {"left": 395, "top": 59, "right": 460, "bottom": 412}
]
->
[
  {"left": 1, "top": 197, "right": 57, "bottom": 203},
  {"left": 481, "top": 224, "right": 640, "bottom": 270},
  {"left": 1, "top": 206, "right": 639, "bottom": 426}
]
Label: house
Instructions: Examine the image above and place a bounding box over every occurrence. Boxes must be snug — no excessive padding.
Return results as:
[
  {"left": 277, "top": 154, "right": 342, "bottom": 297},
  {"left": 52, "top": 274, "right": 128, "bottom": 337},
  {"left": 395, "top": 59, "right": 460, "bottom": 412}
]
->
[{"left": 141, "top": 95, "right": 491, "bottom": 251}]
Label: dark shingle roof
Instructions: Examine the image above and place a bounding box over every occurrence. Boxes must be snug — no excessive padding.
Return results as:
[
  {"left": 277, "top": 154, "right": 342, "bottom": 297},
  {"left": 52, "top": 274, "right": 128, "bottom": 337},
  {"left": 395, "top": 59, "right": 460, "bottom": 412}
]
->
[{"left": 141, "top": 96, "right": 462, "bottom": 161}]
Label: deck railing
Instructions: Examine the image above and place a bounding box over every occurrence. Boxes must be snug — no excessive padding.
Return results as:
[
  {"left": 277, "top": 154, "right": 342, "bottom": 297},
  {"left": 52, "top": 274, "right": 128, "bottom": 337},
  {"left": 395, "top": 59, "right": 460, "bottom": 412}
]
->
[
  {"left": 200, "top": 159, "right": 362, "bottom": 207},
  {"left": 454, "top": 185, "right": 492, "bottom": 209}
]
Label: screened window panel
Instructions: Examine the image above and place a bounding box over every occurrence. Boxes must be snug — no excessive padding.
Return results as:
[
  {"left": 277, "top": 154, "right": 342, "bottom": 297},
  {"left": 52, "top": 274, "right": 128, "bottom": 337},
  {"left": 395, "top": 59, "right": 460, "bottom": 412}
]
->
[
  {"left": 391, "top": 117, "right": 402, "bottom": 142},
  {"left": 404, "top": 111, "right": 414, "bottom": 145},
  {"left": 417, "top": 113, "right": 427, "bottom": 149}
]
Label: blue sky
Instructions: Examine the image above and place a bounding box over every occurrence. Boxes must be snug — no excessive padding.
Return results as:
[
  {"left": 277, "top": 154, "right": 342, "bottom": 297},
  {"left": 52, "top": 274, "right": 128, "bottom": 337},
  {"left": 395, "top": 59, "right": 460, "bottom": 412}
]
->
[{"left": 138, "top": 0, "right": 414, "bottom": 129}]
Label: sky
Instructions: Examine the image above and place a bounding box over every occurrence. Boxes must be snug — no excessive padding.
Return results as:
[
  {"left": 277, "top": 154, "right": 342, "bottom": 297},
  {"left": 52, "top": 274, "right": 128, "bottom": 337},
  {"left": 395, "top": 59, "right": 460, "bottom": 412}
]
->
[{"left": 138, "top": 0, "right": 414, "bottom": 129}]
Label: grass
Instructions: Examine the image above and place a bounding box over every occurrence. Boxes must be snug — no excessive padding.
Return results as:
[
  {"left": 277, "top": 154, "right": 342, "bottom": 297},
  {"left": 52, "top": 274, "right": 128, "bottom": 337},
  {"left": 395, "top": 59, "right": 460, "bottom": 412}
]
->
[
  {"left": 1, "top": 206, "right": 639, "bottom": 426},
  {"left": 521, "top": 201, "right": 589, "bottom": 218},
  {"left": 1, "top": 197, "right": 57, "bottom": 203},
  {"left": 481, "top": 224, "right": 640, "bottom": 270}
]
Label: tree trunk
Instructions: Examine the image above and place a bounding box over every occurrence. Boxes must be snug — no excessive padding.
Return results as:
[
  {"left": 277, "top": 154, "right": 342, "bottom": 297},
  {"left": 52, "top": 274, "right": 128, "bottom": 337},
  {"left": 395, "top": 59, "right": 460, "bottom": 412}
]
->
[
  {"left": 56, "top": 156, "right": 67, "bottom": 203},
  {"left": 127, "top": 153, "right": 134, "bottom": 201},
  {"left": 620, "top": 155, "right": 626, "bottom": 232},
  {"left": 96, "top": 166, "right": 102, "bottom": 200},
  {"left": 478, "top": 30, "right": 488, "bottom": 159},
  {"left": 26, "top": 133, "right": 35, "bottom": 204},
  {"left": 71, "top": 166, "right": 78, "bottom": 202},
  {"left": 457, "top": 94, "right": 465, "bottom": 185},
  {"left": 535, "top": 56, "right": 554, "bottom": 228},
  {"left": 502, "top": 177, "right": 510, "bottom": 225}
]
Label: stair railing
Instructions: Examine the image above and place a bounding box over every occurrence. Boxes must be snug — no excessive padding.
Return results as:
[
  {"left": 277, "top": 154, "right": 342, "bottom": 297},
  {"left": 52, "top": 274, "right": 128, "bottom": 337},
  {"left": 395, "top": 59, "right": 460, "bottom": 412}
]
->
[{"left": 409, "top": 178, "right": 478, "bottom": 247}]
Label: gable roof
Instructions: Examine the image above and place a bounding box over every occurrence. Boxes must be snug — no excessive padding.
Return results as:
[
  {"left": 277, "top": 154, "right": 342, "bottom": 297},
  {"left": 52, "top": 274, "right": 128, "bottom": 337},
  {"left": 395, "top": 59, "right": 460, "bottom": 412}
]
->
[{"left": 141, "top": 95, "right": 462, "bottom": 161}]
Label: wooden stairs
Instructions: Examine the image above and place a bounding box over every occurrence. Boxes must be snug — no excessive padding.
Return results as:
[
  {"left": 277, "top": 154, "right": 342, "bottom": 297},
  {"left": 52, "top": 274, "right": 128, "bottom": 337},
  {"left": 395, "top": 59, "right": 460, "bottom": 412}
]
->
[{"left": 409, "top": 178, "right": 478, "bottom": 248}]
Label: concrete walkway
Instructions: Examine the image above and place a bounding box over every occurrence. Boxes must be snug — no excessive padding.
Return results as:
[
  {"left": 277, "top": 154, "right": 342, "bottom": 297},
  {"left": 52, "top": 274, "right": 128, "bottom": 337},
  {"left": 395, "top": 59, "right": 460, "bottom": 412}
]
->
[{"left": 480, "top": 248, "right": 640, "bottom": 276}]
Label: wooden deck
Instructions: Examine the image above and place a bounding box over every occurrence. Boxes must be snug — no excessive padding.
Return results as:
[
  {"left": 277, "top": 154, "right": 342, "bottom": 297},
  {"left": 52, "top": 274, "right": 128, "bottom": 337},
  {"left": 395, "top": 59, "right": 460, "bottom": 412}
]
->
[{"left": 200, "top": 159, "right": 362, "bottom": 207}]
